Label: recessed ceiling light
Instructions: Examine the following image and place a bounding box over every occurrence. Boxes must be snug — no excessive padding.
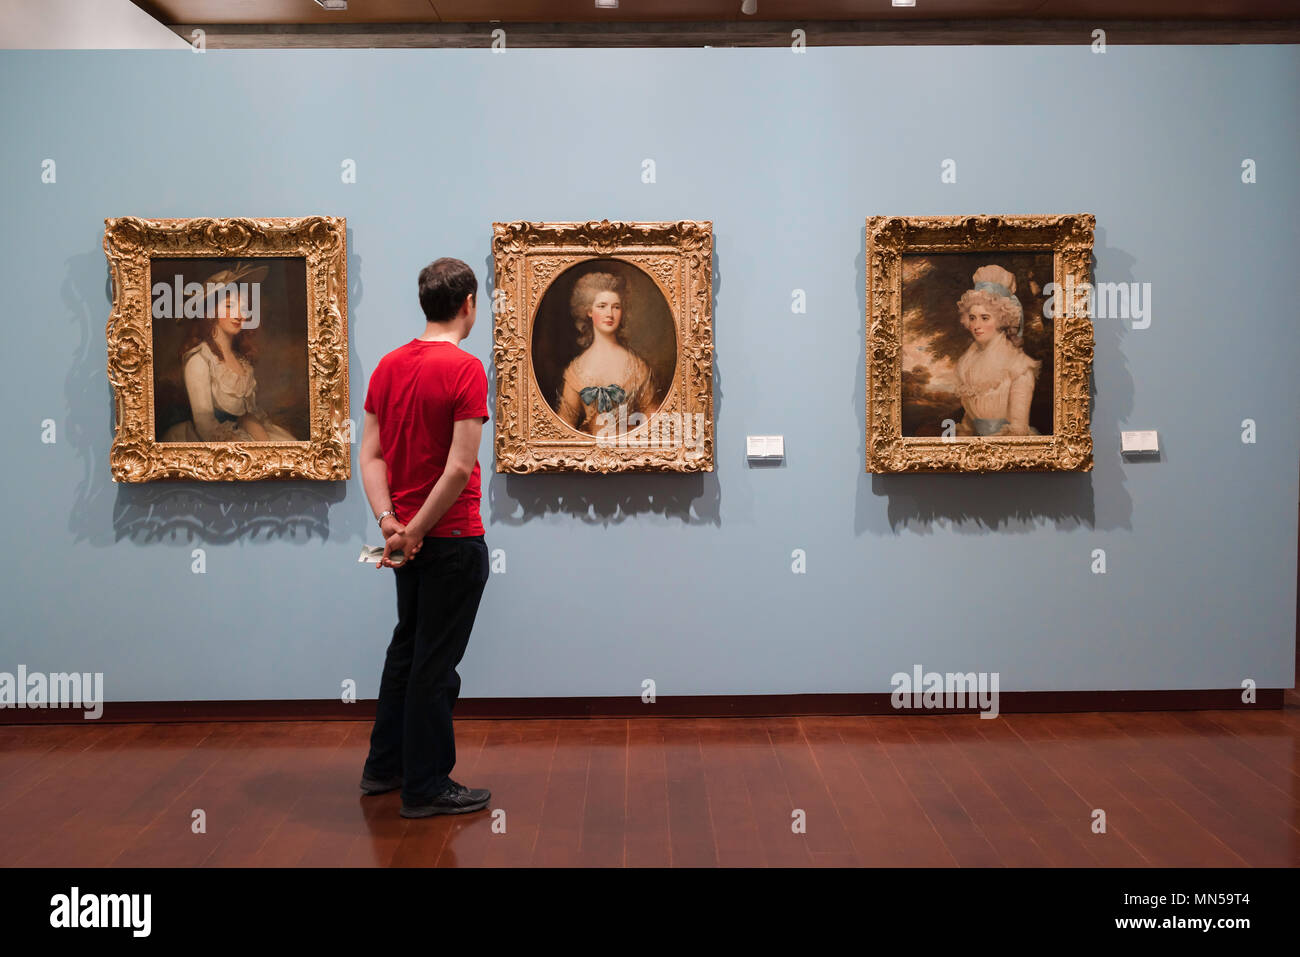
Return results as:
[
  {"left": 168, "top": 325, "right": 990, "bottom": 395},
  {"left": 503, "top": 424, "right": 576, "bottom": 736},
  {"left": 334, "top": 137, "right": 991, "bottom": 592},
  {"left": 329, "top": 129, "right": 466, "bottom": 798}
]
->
[
  {"left": 741, "top": 0, "right": 758, "bottom": 14},
  {"left": 595, "top": 0, "right": 619, "bottom": 9},
  {"left": 313, "top": 0, "right": 348, "bottom": 10},
  {"left": 892, "top": 0, "right": 917, "bottom": 7}
]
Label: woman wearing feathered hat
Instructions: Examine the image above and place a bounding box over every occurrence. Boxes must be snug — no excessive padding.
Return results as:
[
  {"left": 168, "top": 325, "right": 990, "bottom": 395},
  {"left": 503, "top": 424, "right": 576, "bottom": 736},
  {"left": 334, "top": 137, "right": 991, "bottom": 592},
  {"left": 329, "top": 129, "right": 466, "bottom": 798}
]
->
[
  {"left": 161, "top": 262, "right": 299, "bottom": 442},
  {"left": 952, "top": 264, "right": 1042, "bottom": 437}
]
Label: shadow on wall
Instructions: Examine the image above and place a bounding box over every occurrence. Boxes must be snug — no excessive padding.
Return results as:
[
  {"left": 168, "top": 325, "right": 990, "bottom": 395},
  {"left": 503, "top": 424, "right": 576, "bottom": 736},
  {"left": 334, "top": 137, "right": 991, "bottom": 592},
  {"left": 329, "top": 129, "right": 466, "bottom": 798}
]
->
[
  {"left": 105, "top": 482, "right": 348, "bottom": 544},
  {"left": 852, "top": 221, "right": 1138, "bottom": 535},
  {"left": 63, "top": 229, "right": 370, "bottom": 546},
  {"left": 482, "top": 240, "right": 724, "bottom": 528},
  {"left": 488, "top": 469, "right": 721, "bottom": 527}
]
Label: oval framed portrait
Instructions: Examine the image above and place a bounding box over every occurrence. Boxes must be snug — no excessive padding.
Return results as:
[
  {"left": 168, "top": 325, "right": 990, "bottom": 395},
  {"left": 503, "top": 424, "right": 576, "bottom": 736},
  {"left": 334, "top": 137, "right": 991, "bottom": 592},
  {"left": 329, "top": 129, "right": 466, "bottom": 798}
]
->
[
  {"left": 492, "top": 219, "right": 714, "bottom": 474},
  {"left": 530, "top": 257, "right": 677, "bottom": 437}
]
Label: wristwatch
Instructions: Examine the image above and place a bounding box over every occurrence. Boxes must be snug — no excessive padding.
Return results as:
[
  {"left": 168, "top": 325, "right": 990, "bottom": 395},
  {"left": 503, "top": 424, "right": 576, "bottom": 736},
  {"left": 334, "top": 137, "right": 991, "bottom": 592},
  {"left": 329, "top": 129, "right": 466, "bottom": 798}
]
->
[{"left": 377, "top": 510, "right": 395, "bottom": 529}]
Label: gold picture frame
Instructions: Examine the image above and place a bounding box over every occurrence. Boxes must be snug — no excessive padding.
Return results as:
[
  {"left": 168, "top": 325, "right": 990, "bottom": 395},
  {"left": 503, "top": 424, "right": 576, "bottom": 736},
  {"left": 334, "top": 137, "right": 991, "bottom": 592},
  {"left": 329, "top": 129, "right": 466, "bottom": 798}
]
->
[
  {"left": 104, "top": 216, "right": 350, "bottom": 482},
  {"left": 492, "top": 220, "right": 714, "bottom": 473},
  {"left": 865, "top": 214, "right": 1095, "bottom": 473}
]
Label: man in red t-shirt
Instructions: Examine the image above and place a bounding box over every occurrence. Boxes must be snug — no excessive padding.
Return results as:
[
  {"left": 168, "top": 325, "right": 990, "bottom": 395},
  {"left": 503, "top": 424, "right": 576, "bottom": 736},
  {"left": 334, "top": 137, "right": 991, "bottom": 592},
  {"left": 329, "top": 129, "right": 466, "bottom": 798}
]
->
[{"left": 358, "top": 257, "right": 492, "bottom": 818}]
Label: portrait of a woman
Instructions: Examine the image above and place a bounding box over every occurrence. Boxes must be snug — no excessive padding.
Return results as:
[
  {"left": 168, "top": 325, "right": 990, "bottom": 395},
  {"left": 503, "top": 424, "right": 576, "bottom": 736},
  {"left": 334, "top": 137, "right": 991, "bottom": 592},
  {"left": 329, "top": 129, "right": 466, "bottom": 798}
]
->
[
  {"left": 554, "top": 271, "right": 659, "bottom": 435},
  {"left": 160, "top": 263, "right": 300, "bottom": 442},
  {"left": 952, "top": 264, "right": 1042, "bottom": 437}
]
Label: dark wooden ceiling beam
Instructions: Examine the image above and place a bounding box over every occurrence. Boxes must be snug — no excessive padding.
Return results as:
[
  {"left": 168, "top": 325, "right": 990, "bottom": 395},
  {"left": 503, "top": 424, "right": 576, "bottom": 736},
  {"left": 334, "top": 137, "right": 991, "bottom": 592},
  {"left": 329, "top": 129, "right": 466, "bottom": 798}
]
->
[
  {"left": 164, "top": 18, "right": 1300, "bottom": 47},
  {"left": 133, "top": 0, "right": 1300, "bottom": 24}
]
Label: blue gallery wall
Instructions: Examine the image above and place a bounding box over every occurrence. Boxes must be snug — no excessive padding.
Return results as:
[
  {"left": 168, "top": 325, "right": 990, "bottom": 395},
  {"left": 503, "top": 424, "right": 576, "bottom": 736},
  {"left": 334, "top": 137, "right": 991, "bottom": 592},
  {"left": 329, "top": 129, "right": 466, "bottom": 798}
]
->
[{"left": 0, "top": 46, "right": 1296, "bottom": 701}]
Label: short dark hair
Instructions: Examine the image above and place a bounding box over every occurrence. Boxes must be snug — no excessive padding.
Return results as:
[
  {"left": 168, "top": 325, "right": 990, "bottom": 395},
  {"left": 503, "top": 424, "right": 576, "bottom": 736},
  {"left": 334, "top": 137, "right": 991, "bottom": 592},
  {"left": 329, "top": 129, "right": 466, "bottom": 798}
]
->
[{"left": 418, "top": 258, "right": 478, "bottom": 323}]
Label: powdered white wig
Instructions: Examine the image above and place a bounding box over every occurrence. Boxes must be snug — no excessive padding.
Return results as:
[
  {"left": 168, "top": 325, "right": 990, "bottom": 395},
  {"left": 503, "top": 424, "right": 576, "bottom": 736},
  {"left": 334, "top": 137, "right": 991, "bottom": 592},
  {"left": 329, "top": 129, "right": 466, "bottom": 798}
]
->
[{"left": 957, "top": 264, "right": 1025, "bottom": 347}]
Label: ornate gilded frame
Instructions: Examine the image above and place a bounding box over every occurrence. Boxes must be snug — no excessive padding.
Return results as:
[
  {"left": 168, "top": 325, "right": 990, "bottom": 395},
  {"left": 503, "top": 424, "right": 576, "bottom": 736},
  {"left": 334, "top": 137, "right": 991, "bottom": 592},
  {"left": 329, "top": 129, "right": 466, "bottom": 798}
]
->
[
  {"left": 492, "top": 220, "right": 714, "bottom": 473},
  {"left": 865, "top": 214, "right": 1095, "bottom": 473},
  {"left": 103, "top": 216, "right": 350, "bottom": 482}
]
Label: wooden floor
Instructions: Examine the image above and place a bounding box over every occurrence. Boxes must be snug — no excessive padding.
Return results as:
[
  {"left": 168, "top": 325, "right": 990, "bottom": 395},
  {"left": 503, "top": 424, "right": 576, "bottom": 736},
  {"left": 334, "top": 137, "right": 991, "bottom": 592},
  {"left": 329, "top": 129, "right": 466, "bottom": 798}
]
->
[{"left": 2, "top": 700, "right": 1297, "bottom": 867}]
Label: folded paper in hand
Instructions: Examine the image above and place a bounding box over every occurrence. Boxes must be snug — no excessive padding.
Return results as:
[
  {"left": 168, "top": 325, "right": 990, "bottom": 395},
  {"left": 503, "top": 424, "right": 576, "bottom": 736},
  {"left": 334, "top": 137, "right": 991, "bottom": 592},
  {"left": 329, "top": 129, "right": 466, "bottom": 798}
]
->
[{"left": 358, "top": 545, "right": 406, "bottom": 567}]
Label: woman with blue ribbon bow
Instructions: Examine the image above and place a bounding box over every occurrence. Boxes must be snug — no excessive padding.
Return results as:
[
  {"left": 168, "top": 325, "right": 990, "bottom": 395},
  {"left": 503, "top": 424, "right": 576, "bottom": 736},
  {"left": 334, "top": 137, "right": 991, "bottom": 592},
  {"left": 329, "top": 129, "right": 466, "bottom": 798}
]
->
[
  {"left": 556, "top": 271, "right": 657, "bottom": 435},
  {"left": 952, "top": 265, "right": 1042, "bottom": 437}
]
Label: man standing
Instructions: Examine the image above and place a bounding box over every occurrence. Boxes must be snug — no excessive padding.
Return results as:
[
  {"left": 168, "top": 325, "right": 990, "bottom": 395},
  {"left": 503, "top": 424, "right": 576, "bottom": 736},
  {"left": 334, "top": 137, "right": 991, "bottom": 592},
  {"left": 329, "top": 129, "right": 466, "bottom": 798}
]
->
[{"left": 358, "top": 257, "right": 491, "bottom": 818}]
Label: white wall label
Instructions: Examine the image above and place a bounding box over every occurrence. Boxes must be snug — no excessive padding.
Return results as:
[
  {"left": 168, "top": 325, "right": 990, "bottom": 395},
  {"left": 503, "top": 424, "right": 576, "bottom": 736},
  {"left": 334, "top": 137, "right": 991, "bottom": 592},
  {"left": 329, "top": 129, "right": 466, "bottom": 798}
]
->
[
  {"left": 746, "top": 435, "right": 785, "bottom": 461},
  {"left": 1121, "top": 430, "right": 1159, "bottom": 454}
]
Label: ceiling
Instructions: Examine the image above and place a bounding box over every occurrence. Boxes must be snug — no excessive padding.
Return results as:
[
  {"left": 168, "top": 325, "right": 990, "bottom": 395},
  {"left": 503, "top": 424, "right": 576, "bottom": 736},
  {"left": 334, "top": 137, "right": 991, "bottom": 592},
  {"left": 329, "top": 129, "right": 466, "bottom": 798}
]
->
[{"left": 132, "top": 0, "right": 1300, "bottom": 24}]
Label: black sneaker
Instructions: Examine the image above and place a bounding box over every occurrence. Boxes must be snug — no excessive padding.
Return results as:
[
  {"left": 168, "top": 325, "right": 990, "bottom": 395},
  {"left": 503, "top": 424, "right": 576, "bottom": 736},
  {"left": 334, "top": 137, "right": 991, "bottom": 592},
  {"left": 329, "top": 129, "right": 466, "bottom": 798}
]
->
[
  {"left": 400, "top": 779, "right": 491, "bottom": 818},
  {"left": 359, "top": 772, "right": 402, "bottom": 795},
  {"left": 447, "top": 778, "right": 491, "bottom": 804}
]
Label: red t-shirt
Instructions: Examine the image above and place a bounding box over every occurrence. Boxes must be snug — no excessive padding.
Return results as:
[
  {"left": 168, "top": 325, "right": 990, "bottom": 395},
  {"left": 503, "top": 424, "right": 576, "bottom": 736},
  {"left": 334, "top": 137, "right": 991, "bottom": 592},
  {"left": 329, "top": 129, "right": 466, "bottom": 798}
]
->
[{"left": 364, "top": 339, "right": 488, "bottom": 538}]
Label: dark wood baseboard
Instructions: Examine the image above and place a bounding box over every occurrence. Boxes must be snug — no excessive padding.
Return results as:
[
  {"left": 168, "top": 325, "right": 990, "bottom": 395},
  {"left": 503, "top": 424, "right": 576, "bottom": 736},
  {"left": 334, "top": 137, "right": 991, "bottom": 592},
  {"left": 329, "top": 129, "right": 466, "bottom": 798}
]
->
[
  {"left": 0, "top": 688, "right": 1286, "bottom": 725},
  {"left": 167, "top": 19, "right": 1300, "bottom": 49}
]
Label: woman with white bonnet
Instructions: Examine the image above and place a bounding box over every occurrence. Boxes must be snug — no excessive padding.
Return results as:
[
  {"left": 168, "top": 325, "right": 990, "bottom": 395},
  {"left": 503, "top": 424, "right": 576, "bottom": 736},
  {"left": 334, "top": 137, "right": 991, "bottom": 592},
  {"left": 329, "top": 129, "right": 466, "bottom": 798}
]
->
[{"left": 953, "top": 264, "right": 1042, "bottom": 437}]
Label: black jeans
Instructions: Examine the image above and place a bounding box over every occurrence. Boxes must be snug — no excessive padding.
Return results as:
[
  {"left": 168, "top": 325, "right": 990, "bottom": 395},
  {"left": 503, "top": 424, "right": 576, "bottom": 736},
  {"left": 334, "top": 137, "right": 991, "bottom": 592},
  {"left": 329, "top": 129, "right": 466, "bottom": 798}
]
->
[{"left": 363, "top": 534, "right": 489, "bottom": 804}]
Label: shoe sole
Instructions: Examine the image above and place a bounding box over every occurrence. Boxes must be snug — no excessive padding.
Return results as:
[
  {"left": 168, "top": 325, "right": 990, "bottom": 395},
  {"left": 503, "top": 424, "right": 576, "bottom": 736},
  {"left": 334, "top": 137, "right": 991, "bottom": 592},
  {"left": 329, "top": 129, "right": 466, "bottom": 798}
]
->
[{"left": 400, "top": 799, "right": 490, "bottom": 818}]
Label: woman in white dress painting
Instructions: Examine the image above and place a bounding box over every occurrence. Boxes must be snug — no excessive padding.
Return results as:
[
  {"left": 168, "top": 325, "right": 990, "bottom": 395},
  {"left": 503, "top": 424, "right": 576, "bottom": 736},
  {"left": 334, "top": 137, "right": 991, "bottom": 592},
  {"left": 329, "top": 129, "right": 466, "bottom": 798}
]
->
[
  {"left": 953, "top": 264, "right": 1042, "bottom": 437},
  {"left": 162, "top": 263, "right": 299, "bottom": 442},
  {"left": 555, "top": 271, "right": 658, "bottom": 435}
]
